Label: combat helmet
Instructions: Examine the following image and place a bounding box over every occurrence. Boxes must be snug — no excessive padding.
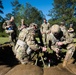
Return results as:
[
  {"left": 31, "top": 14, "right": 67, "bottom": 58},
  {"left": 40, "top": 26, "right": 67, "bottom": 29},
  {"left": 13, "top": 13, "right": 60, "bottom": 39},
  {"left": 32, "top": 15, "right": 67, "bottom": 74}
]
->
[
  {"left": 51, "top": 24, "right": 61, "bottom": 34},
  {"left": 60, "top": 21, "right": 65, "bottom": 25},
  {"left": 30, "top": 23, "right": 37, "bottom": 29}
]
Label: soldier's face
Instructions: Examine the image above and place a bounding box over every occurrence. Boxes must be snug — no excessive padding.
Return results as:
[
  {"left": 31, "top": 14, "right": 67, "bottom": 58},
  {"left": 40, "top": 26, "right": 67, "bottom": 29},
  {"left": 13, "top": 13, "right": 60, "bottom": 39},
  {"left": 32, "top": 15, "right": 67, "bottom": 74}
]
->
[
  {"left": 44, "top": 20, "right": 46, "bottom": 23},
  {"left": 11, "top": 16, "right": 14, "bottom": 21},
  {"left": 54, "top": 32, "right": 59, "bottom": 37}
]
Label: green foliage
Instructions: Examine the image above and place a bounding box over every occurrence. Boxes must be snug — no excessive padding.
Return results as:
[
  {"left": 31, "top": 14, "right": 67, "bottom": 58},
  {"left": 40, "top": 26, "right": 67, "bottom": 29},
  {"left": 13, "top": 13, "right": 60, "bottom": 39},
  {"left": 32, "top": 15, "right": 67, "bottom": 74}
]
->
[
  {"left": 24, "top": 3, "right": 44, "bottom": 26},
  {"left": 14, "top": 3, "right": 45, "bottom": 26},
  {"left": 48, "top": 18, "right": 61, "bottom": 25},
  {"left": 48, "top": 0, "right": 76, "bottom": 25},
  {"left": 0, "top": 37, "right": 9, "bottom": 44},
  {"left": 0, "top": 20, "right": 5, "bottom": 32},
  {"left": 5, "top": 13, "right": 13, "bottom": 20},
  {"left": 0, "top": 0, "right": 4, "bottom": 21},
  {"left": 0, "top": 0, "right": 4, "bottom": 14},
  {"left": 0, "top": 32, "right": 8, "bottom": 37},
  {"left": 11, "top": 0, "right": 21, "bottom": 17},
  {"left": 4, "top": 1, "right": 45, "bottom": 28},
  {"left": 49, "top": 0, "right": 76, "bottom": 20}
]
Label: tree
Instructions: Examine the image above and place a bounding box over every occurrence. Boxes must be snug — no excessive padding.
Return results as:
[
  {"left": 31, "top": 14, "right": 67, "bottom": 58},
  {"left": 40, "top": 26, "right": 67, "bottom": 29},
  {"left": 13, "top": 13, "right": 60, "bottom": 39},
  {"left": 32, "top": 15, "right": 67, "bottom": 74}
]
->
[
  {"left": 5, "top": 13, "right": 13, "bottom": 20},
  {"left": 11, "top": 0, "right": 21, "bottom": 17},
  {"left": 10, "top": 0, "right": 22, "bottom": 26},
  {"left": 24, "top": 3, "right": 45, "bottom": 26},
  {"left": 0, "top": 0, "right": 3, "bottom": 14},
  {"left": 11, "top": 2, "right": 45, "bottom": 27},
  {"left": 48, "top": 0, "right": 76, "bottom": 24},
  {"left": 0, "top": 0, "right": 4, "bottom": 21},
  {"left": 5, "top": 1, "right": 45, "bottom": 27},
  {"left": 0, "top": 0, "right": 4, "bottom": 32}
]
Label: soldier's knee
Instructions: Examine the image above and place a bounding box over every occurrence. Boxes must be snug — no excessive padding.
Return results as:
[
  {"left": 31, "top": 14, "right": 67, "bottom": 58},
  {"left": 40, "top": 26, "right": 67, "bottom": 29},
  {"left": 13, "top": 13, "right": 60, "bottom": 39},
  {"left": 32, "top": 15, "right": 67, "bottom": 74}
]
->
[{"left": 67, "top": 43, "right": 75, "bottom": 50}]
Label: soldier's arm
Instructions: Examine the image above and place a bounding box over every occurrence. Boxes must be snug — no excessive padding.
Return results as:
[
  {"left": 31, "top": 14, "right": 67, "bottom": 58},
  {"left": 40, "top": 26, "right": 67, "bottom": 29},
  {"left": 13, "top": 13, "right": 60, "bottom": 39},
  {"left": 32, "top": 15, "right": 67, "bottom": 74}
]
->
[
  {"left": 51, "top": 45, "right": 59, "bottom": 51},
  {"left": 46, "top": 27, "right": 51, "bottom": 34},
  {"left": 2, "top": 21, "right": 7, "bottom": 29},
  {"left": 49, "top": 40, "right": 60, "bottom": 53},
  {"left": 62, "top": 32, "right": 73, "bottom": 45},
  {"left": 46, "top": 23, "right": 51, "bottom": 34},
  {"left": 27, "top": 40, "right": 41, "bottom": 51},
  {"left": 26, "top": 30, "right": 42, "bottom": 51},
  {"left": 48, "top": 22, "right": 51, "bottom": 28},
  {"left": 2, "top": 21, "right": 11, "bottom": 29},
  {"left": 48, "top": 34, "right": 59, "bottom": 51},
  {"left": 62, "top": 38, "right": 73, "bottom": 45},
  {"left": 68, "top": 28, "right": 74, "bottom": 32},
  {"left": 40, "top": 24, "right": 43, "bottom": 34}
]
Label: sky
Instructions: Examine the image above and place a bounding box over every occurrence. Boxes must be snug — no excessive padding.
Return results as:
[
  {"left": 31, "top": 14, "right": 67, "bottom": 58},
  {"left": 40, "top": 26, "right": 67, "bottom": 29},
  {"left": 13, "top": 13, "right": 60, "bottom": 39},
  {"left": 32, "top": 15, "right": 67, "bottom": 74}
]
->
[{"left": 2, "top": 0, "right": 54, "bottom": 20}]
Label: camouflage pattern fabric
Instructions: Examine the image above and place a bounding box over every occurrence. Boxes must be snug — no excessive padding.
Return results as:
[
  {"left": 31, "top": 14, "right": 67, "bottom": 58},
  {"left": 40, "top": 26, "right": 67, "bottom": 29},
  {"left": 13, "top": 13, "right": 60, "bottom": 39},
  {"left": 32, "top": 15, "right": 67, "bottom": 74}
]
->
[
  {"left": 48, "top": 24, "right": 75, "bottom": 67},
  {"left": 15, "top": 24, "right": 42, "bottom": 64},
  {"left": 40, "top": 22, "right": 50, "bottom": 46},
  {"left": 68, "top": 27, "right": 75, "bottom": 38},
  {"left": 2, "top": 20, "right": 17, "bottom": 43}
]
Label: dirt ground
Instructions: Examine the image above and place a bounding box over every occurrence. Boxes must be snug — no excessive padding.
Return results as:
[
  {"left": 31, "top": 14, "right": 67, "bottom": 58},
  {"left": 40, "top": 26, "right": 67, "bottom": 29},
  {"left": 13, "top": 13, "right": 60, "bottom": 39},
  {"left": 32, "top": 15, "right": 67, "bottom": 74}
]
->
[{"left": 0, "top": 44, "right": 76, "bottom": 75}]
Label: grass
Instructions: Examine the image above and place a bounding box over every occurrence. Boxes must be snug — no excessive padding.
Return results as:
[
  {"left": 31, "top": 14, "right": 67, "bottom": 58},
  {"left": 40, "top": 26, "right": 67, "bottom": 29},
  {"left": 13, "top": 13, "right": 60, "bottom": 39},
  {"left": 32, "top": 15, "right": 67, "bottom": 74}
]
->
[
  {"left": 73, "top": 38, "right": 76, "bottom": 43},
  {"left": 0, "top": 37, "right": 76, "bottom": 45},
  {"left": 0, "top": 37, "right": 9, "bottom": 44}
]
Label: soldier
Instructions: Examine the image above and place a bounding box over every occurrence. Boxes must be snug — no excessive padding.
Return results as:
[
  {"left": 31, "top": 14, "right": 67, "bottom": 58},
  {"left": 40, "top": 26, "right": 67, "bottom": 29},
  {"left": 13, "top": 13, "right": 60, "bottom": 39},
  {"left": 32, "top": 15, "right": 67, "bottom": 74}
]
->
[
  {"left": 59, "top": 21, "right": 70, "bottom": 42},
  {"left": 48, "top": 24, "right": 75, "bottom": 67},
  {"left": 68, "top": 24, "right": 75, "bottom": 38},
  {"left": 15, "top": 23, "right": 46, "bottom": 64},
  {"left": 40, "top": 18, "right": 50, "bottom": 47},
  {"left": 31, "top": 23, "right": 44, "bottom": 46},
  {"left": 59, "top": 21, "right": 67, "bottom": 35},
  {"left": 2, "top": 16, "right": 17, "bottom": 44}
]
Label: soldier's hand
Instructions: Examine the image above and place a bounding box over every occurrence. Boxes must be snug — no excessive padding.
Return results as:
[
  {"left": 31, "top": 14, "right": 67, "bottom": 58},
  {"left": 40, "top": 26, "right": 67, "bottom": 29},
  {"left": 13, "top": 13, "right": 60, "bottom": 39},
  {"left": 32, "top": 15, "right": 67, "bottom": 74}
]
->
[
  {"left": 6, "top": 26, "right": 10, "bottom": 28},
  {"left": 6, "top": 25, "right": 11, "bottom": 28},
  {"left": 41, "top": 32, "right": 45, "bottom": 34},
  {"left": 56, "top": 42, "right": 63, "bottom": 46},
  {"left": 42, "top": 47, "right": 47, "bottom": 52},
  {"left": 54, "top": 48, "right": 59, "bottom": 54},
  {"left": 46, "top": 30, "right": 51, "bottom": 34}
]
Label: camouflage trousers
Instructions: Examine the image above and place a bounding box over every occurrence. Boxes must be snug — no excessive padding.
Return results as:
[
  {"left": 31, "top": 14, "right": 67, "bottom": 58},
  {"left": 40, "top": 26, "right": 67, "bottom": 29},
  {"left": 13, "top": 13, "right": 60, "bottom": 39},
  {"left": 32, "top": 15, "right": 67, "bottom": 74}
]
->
[
  {"left": 64, "top": 43, "right": 75, "bottom": 61},
  {"left": 63, "top": 43, "right": 75, "bottom": 67},
  {"left": 42, "top": 33, "right": 49, "bottom": 47},
  {"left": 42, "top": 34, "right": 46, "bottom": 46},
  {"left": 14, "top": 40, "right": 32, "bottom": 64}
]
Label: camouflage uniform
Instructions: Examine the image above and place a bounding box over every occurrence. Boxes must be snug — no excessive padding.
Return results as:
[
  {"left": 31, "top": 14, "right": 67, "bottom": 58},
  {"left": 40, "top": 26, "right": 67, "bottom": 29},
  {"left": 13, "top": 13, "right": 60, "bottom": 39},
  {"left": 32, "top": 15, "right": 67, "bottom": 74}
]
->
[
  {"left": 48, "top": 24, "right": 75, "bottom": 67},
  {"left": 40, "top": 19, "right": 50, "bottom": 46},
  {"left": 15, "top": 23, "right": 43, "bottom": 64},
  {"left": 60, "top": 22, "right": 67, "bottom": 35},
  {"left": 68, "top": 24, "right": 75, "bottom": 38},
  {"left": 2, "top": 16, "right": 17, "bottom": 43}
]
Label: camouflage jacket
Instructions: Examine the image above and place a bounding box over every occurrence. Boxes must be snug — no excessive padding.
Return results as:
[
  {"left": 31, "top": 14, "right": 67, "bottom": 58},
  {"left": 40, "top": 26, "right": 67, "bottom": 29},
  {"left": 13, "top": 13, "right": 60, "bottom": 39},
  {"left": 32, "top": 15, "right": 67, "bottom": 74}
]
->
[
  {"left": 40, "top": 22, "right": 50, "bottom": 33},
  {"left": 48, "top": 31, "right": 73, "bottom": 50},
  {"left": 18, "top": 27, "right": 41, "bottom": 51},
  {"left": 60, "top": 25, "right": 67, "bottom": 35},
  {"left": 26, "top": 27, "right": 41, "bottom": 51}
]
